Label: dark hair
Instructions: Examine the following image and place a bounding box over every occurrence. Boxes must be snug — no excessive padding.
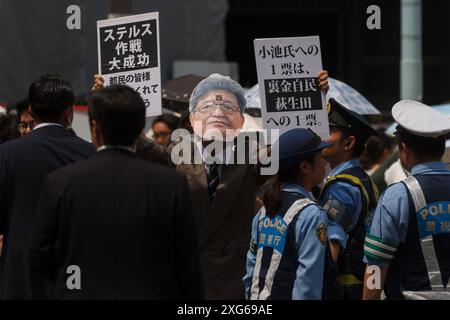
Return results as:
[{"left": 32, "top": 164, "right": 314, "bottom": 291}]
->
[
  {"left": 15, "top": 99, "right": 30, "bottom": 117},
  {"left": 396, "top": 129, "right": 445, "bottom": 161},
  {"left": 28, "top": 74, "right": 74, "bottom": 121},
  {"left": 152, "top": 114, "right": 179, "bottom": 131},
  {"left": 178, "top": 111, "right": 193, "bottom": 133},
  {"left": 360, "top": 130, "right": 393, "bottom": 170},
  {"left": 0, "top": 114, "right": 20, "bottom": 144},
  {"left": 89, "top": 85, "right": 145, "bottom": 146},
  {"left": 263, "top": 155, "right": 315, "bottom": 217},
  {"left": 136, "top": 136, "right": 172, "bottom": 167},
  {"left": 337, "top": 126, "right": 366, "bottom": 158}
]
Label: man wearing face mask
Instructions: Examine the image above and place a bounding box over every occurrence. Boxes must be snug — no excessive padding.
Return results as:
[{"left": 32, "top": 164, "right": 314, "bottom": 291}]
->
[
  {"left": 171, "top": 74, "right": 255, "bottom": 300},
  {"left": 0, "top": 74, "right": 95, "bottom": 299},
  {"left": 172, "top": 72, "right": 329, "bottom": 299}
]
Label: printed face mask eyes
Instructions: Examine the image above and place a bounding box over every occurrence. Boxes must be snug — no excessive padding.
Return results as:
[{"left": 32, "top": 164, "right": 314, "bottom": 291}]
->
[{"left": 197, "top": 102, "right": 239, "bottom": 114}]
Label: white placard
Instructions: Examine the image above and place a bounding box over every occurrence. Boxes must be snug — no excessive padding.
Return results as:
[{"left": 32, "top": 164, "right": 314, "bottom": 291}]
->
[
  {"left": 97, "top": 12, "right": 161, "bottom": 117},
  {"left": 254, "top": 36, "right": 329, "bottom": 138}
]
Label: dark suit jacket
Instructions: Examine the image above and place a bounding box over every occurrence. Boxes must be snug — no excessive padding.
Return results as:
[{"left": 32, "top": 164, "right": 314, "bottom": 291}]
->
[
  {"left": 0, "top": 125, "right": 95, "bottom": 299},
  {"left": 30, "top": 148, "right": 203, "bottom": 300},
  {"left": 175, "top": 140, "right": 259, "bottom": 299}
]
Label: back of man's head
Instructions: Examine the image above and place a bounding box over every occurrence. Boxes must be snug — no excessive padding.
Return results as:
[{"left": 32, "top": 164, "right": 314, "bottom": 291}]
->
[
  {"left": 396, "top": 129, "right": 446, "bottom": 161},
  {"left": 29, "top": 74, "right": 74, "bottom": 122},
  {"left": 89, "top": 85, "right": 145, "bottom": 146}
]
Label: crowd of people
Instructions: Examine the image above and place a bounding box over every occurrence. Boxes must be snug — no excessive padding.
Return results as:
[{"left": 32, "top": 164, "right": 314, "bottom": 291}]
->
[{"left": 0, "top": 69, "right": 450, "bottom": 300}]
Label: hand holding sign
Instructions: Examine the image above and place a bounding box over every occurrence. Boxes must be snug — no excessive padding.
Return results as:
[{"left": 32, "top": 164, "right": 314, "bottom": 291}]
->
[
  {"left": 318, "top": 70, "right": 329, "bottom": 95},
  {"left": 91, "top": 74, "right": 105, "bottom": 92}
]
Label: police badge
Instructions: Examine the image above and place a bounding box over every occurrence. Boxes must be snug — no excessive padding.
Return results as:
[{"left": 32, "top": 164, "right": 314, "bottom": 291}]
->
[{"left": 316, "top": 223, "right": 327, "bottom": 246}]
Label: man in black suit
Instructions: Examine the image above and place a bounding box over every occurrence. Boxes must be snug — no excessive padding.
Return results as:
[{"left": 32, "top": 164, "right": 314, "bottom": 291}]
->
[
  {"left": 0, "top": 74, "right": 95, "bottom": 299},
  {"left": 30, "top": 85, "right": 203, "bottom": 299}
]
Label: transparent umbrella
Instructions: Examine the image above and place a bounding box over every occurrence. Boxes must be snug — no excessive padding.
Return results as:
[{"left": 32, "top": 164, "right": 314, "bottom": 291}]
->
[{"left": 326, "top": 77, "right": 380, "bottom": 115}]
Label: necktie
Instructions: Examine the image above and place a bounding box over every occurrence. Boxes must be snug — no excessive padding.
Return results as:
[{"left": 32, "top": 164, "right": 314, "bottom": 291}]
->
[{"left": 206, "top": 162, "right": 220, "bottom": 200}]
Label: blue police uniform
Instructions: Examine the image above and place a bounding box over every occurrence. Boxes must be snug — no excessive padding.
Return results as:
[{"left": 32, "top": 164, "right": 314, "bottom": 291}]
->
[
  {"left": 364, "top": 162, "right": 450, "bottom": 299},
  {"left": 244, "top": 183, "right": 328, "bottom": 300},
  {"left": 320, "top": 159, "right": 363, "bottom": 249},
  {"left": 364, "top": 99, "right": 450, "bottom": 300},
  {"left": 243, "top": 127, "right": 340, "bottom": 300},
  {"left": 318, "top": 98, "right": 379, "bottom": 299},
  {"left": 319, "top": 159, "right": 378, "bottom": 297}
]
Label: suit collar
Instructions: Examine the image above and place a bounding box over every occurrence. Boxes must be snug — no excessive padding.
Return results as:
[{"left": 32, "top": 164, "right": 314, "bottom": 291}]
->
[
  {"left": 95, "top": 147, "right": 137, "bottom": 158},
  {"left": 29, "top": 124, "right": 67, "bottom": 136},
  {"left": 196, "top": 140, "right": 237, "bottom": 165}
]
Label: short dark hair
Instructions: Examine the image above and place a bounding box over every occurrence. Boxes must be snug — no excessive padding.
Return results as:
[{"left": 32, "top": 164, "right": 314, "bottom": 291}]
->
[
  {"left": 15, "top": 99, "right": 30, "bottom": 117},
  {"left": 28, "top": 74, "right": 74, "bottom": 121},
  {"left": 152, "top": 114, "right": 179, "bottom": 131},
  {"left": 0, "top": 114, "right": 20, "bottom": 144},
  {"left": 360, "top": 130, "right": 394, "bottom": 170},
  {"left": 333, "top": 126, "right": 366, "bottom": 158},
  {"left": 89, "top": 85, "right": 145, "bottom": 146},
  {"left": 178, "top": 111, "right": 193, "bottom": 133},
  {"left": 396, "top": 128, "right": 445, "bottom": 160}
]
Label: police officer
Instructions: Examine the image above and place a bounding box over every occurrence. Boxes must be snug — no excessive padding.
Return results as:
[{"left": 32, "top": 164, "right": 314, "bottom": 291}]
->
[
  {"left": 319, "top": 98, "right": 378, "bottom": 299},
  {"left": 243, "top": 128, "right": 337, "bottom": 300},
  {"left": 363, "top": 100, "right": 450, "bottom": 300}
]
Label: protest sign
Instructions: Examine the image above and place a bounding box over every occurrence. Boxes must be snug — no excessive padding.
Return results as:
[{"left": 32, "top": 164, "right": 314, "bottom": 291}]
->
[
  {"left": 97, "top": 12, "right": 161, "bottom": 117},
  {"left": 254, "top": 36, "right": 329, "bottom": 138}
]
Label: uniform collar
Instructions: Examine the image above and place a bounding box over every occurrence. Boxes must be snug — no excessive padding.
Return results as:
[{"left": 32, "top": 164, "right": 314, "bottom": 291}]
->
[
  {"left": 411, "top": 162, "right": 450, "bottom": 176},
  {"left": 329, "top": 158, "right": 360, "bottom": 176},
  {"left": 33, "top": 122, "right": 64, "bottom": 130},
  {"left": 282, "top": 183, "right": 313, "bottom": 200}
]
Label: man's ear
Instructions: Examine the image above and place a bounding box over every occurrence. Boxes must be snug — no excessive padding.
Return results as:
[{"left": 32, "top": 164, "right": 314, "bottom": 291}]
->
[
  {"left": 344, "top": 135, "right": 356, "bottom": 151},
  {"left": 398, "top": 142, "right": 412, "bottom": 170},
  {"left": 28, "top": 105, "right": 35, "bottom": 119},
  {"left": 189, "top": 112, "right": 198, "bottom": 132},
  {"left": 400, "top": 142, "right": 409, "bottom": 158},
  {"left": 89, "top": 119, "right": 96, "bottom": 139},
  {"left": 89, "top": 119, "right": 102, "bottom": 147},
  {"left": 64, "top": 107, "right": 74, "bottom": 127}
]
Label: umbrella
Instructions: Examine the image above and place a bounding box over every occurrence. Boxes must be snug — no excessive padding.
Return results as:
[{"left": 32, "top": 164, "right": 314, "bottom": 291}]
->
[
  {"left": 326, "top": 77, "right": 380, "bottom": 115},
  {"left": 162, "top": 74, "right": 206, "bottom": 112},
  {"left": 244, "top": 77, "right": 381, "bottom": 115},
  {"left": 244, "top": 84, "right": 262, "bottom": 117}
]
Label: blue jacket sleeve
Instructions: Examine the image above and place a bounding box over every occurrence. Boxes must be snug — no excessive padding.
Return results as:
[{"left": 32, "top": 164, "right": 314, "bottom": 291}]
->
[
  {"left": 292, "top": 205, "right": 328, "bottom": 300},
  {"left": 364, "top": 182, "right": 410, "bottom": 267},
  {"left": 320, "top": 181, "right": 362, "bottom": 249}
]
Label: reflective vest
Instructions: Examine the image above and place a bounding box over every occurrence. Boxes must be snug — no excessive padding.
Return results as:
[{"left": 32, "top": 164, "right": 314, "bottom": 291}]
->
[
  {"left": 321, "top": 166, "right": 379, "bottom": 288},
  {"left": 250, "top": 192, "right": 341, "bottom": 300},
  {"left": 385, "top": 174, "right": 450, "bottom": 300}
]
